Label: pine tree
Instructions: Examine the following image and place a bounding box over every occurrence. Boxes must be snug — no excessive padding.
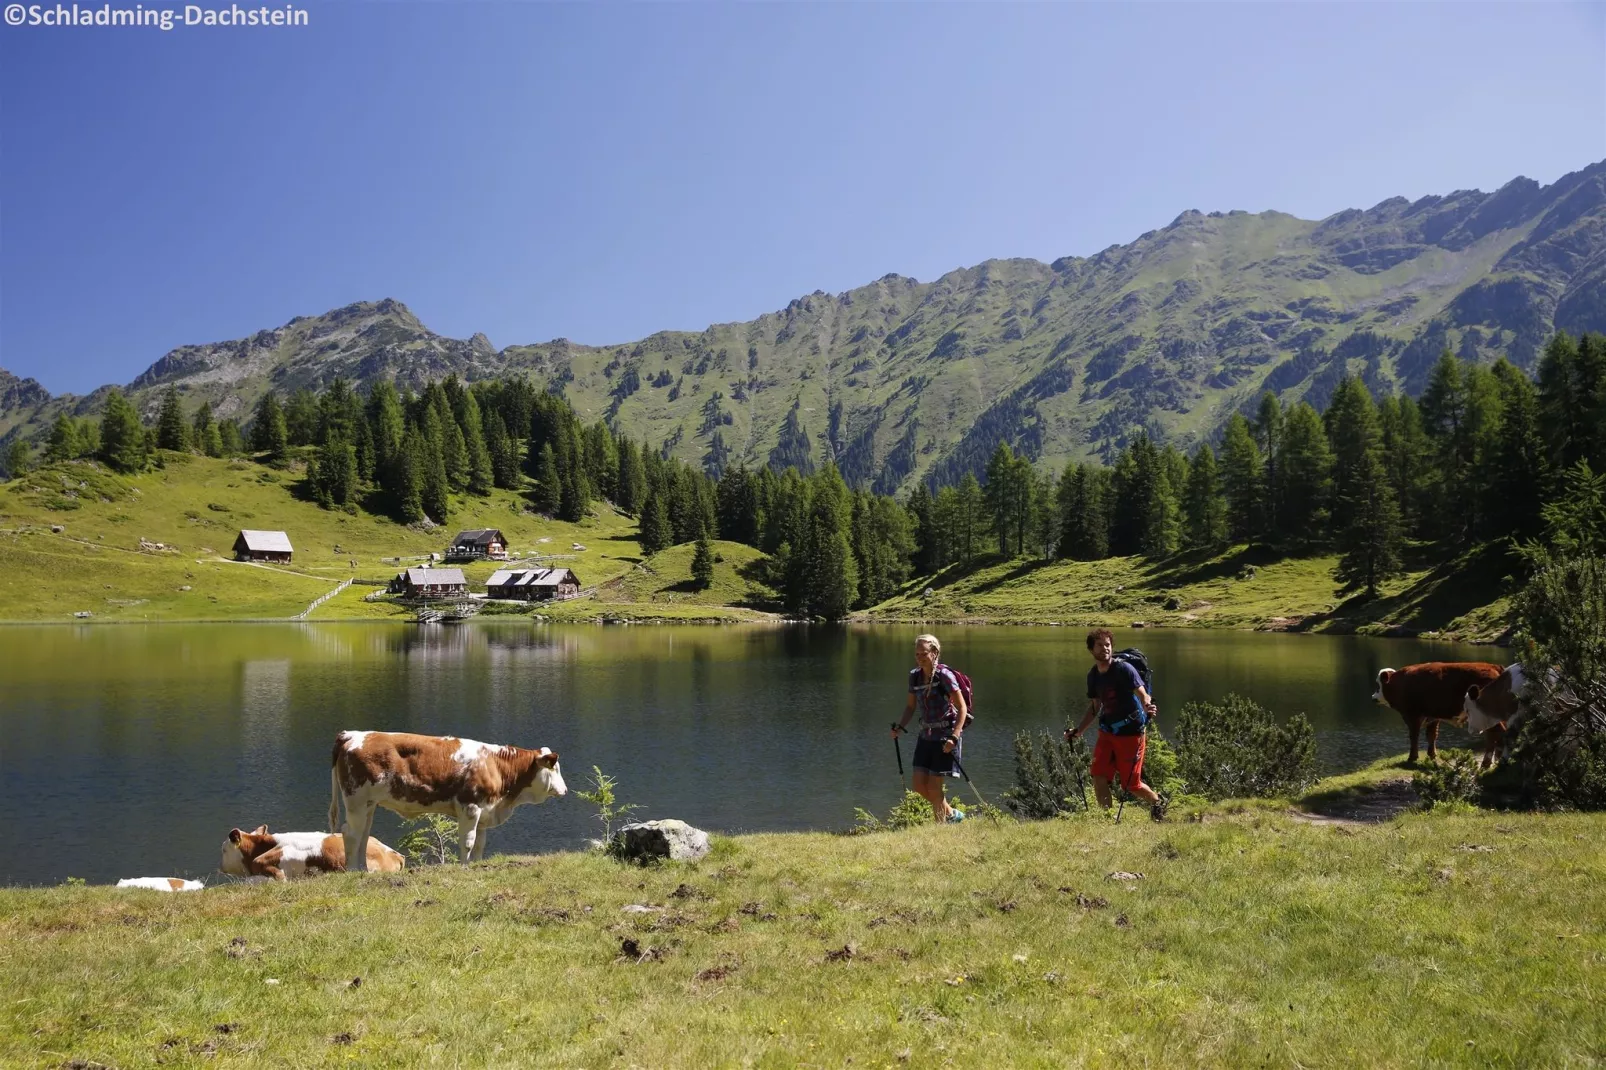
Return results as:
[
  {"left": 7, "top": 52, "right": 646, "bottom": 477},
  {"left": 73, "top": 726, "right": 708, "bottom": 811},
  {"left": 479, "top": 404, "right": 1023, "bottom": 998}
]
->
[
  {"left": 1328, "top": 378, "right": 1402, "bottom": 597},
  {"left": 534, "top": 443, "right": 562, "bottom": 515},
  {"left": 366, "top": 381, "right": 406, "bottom": 476},
  {"left": 312, "top": 432, "right": 358, "bottom": 510},
  {"left": 1031, "top": 467, "right": 1059, "bottom": 559},
  {"left": 616, "top": 439, "right": 647, "bottom": 514},
  {"left": 668, "top": 465, "right": 701, "bottom": 542},
  {"left": 558, "top": 423, "right": 591, "bottom": 522},
  {"left": 691, "top": 529, "right": 715, "bottom": 590},
  {"left": 639, "top": 488, "right": 673, "bottom": 555},
  {"left": 419, "top": 408, "right": 451, "bottom": 524},
  {"left": 45, "top": 414, "right": 80, "bottom": 463},
  {"left": 192, "top": 402, "right": 223, "bottom": 457},
  {"left": 98, "top": 389, "right": 147, "bottom": 474},
  {"left": 250, "top": 392, "right": 289, "bottom": 461},
  {"left": 461, "top": 391, "right": 494, "bottom": 496},
  {"left": 3, "top": 439, "right": 31, "bottom": 480},
  {"left": 984, "top": 443, "right": 1020, "bottom": 556},
  {"left": 1277, "top": 403, "right": 1333, "bottom": 550},
  {"left": 715, "top": 465, "right": 760, "bottom": 546},
  {"left": 155, "top": 387, "right": 189, "bottom": 452},
  {"left": 284, "top": 388, "right": 321, "bottom": 447},
  {"left": 1378, "top": 395, "right": 1431, "bottom": 539},
  {"left": 395, "top": 426, "right": 427, "bottom": 523},
  {"left": 1219, "top": 414, "right": 1263, "bottom": 544},
  {"left": 1181, "top": 445, "right": 1227, "bottom": 550},
  {"left": 800, "top": 465, "right": 858, "bottom": 620},
  {"left": 582, "top": 422, "right": 618, "bottom": 502},
  {"left": 1254, "top": 393, "right": 1283, "bottom": 540},
  {"left": 955, "top": 474, "right": 986, "bottom": 564},
  {"left": 906, "top": 483, "right": 939, "bottom": 573},
  {"left": 218, "top": 420, "right": 244, "bottom": 457},
  {"left": 1484, "top": 358, "right": 1549, "bottom": 544},
  {"left": 484, "top": 411, "right": 521, "bottom": 490}
]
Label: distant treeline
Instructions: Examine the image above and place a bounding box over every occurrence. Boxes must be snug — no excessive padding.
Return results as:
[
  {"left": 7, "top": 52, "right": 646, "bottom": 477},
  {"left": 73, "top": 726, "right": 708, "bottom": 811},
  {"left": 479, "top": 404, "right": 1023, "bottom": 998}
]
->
[{"left": 9, "top": 331, "right": 1605, "bottom": 617}]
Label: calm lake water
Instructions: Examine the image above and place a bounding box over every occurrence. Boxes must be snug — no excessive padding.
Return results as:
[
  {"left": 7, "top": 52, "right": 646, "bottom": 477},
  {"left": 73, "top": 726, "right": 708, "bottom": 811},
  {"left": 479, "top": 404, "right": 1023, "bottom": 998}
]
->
[{"left": 0, "top": 623, "right": 1500, "bottom": 886}]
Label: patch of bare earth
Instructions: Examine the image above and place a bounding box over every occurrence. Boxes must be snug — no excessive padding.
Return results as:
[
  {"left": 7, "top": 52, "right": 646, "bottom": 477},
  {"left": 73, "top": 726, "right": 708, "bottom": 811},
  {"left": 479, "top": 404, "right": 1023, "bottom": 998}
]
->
[{"left": 1291, "top": 776, "right": 1419, "bottom": 826}]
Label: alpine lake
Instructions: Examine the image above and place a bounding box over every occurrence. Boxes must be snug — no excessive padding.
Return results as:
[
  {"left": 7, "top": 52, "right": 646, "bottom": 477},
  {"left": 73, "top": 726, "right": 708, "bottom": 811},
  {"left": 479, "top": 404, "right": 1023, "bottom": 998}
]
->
[{"left": 0, "top": 622, "right": 1499, "bottom": 886}]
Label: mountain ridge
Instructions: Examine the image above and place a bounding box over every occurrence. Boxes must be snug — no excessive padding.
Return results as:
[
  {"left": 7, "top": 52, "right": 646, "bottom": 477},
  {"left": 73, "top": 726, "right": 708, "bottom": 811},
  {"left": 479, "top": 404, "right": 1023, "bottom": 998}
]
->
[{"left": 6, "top": 158, "right": 1606, "bottom": 491}]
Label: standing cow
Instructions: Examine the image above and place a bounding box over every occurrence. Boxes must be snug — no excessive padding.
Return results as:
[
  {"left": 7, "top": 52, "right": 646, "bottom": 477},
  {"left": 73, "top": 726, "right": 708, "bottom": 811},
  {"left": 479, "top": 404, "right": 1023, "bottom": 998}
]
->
[
  {"left": 1464, "top": 663, "right": 1537, "bottom": 770},
  {"left": 1373, "top": 661, "right": 1503, "bottom": 763},
  {"left": 329, "top": 730, "right": 567, "bottom": 870}
]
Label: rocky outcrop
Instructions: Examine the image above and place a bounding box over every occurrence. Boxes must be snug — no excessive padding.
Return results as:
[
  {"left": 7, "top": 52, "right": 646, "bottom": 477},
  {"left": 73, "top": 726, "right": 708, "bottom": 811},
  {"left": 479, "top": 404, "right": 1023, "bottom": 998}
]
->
[{"left": 611, "top": 820, "right": 711, "bottom": 863}]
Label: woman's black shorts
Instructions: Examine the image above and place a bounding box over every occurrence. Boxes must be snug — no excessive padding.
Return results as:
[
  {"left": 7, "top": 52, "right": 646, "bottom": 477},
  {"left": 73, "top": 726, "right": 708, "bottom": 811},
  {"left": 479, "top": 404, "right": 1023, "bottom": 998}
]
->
[{"left": 912, "top": 733, "right": 961, "bottom": 777}]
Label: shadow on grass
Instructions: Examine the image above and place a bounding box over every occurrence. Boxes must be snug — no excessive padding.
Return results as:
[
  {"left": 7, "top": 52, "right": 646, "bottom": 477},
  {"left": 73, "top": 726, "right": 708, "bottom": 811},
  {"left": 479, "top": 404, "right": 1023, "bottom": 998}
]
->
[{"left": 1291, "top": 542, "right": 1518, "bottom": 636}]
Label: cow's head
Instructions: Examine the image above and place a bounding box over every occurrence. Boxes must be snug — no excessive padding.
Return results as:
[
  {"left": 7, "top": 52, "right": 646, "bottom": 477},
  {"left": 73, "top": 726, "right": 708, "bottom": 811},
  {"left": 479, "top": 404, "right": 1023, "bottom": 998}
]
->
[
  {"left": 1463, "top": 682, "right": 1488, "bottom": 725},
  {"left": 220, "top": 825, "right": 272, "bottom": 876},
  {"left": 529, "top": 748, "right": 567, "bottom": 800},
  {"left": 1373, "top": 668, "right": 1396, "bottom": 705}
]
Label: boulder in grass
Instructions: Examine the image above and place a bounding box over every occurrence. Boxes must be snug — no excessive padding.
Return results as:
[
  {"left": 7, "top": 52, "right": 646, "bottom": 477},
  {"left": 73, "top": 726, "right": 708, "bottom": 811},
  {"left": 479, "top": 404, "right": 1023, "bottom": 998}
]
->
[{"left": 612, "top": 820, "right": 710, "bottom": 863}]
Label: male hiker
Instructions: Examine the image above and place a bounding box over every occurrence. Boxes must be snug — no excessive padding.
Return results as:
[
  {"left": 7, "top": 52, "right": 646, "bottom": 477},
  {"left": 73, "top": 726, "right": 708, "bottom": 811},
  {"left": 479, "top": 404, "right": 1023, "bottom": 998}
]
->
[{"left": 1065, "top": 628, "right": 1167, "bottom": 821}]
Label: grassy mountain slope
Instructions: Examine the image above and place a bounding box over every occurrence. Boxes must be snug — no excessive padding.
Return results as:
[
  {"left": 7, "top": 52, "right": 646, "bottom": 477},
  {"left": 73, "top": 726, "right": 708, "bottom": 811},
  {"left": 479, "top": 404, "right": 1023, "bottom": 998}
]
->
[
  {"left": 0, "top": 453, "right": 644, "bottom": 623},
  {"left": 6, "top": 161, "right": 1606, "bottom": 493}
]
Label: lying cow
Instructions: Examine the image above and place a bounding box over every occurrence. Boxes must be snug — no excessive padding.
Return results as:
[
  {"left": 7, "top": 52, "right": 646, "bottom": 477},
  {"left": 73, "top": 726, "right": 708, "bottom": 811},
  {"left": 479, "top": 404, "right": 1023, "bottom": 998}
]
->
[
  {"left": 329, "top": 730, "right": 567, "bottom": 870},
  {"left": 117, "top": 877, "right": 204, "bottom": 891},
  {"left": 1464, "top": 663, "right": 1535, "bottom": 770},
  {"left": 1374, "top": 661, "right": 1503, "bottom": 763},
  {"left": 220, "top": 825, "right": 405, "bottom": 881}
]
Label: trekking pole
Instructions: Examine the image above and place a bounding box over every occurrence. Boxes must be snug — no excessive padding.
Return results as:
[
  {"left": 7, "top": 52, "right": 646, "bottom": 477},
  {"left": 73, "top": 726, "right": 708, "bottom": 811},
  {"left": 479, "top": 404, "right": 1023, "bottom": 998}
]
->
[
  {"left": 950, "top": 753, "right": 988, "bottom": 810},
  {"left": 890, "top": 724, "right": 906, "bottom": 793},
  {"left": 1114, "top": 745, "right": 1131, "bottom": 824}
]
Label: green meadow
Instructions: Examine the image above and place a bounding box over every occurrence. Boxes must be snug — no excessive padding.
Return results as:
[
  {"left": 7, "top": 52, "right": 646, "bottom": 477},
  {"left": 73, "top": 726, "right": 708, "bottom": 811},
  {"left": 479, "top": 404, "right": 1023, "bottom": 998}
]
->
[{"left": 3, "top": 763, "right": 1601, "bottom": 1068}]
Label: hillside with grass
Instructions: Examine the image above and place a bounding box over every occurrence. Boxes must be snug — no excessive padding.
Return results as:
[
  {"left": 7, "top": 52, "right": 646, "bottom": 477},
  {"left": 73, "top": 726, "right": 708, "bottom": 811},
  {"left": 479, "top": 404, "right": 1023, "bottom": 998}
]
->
[
  {"left": 2, "top": 769, "right": 1601, "bottom": 1068},
  {"left": 6, "top": 161, "right": 1605, "bottom": 492},
  {"left": 0, "top": 451, "right": 646, "bottom": 623},
  {"left": 862, "top": 542, "right": 1515, "bottom": 642}
]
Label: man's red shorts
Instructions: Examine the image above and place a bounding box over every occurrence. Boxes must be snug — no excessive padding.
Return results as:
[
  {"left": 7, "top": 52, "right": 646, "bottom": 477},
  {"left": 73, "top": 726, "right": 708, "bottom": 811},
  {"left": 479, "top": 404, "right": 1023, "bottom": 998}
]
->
[{"left": 1090, "top": 731, "right": 1146, "bottom": 791}]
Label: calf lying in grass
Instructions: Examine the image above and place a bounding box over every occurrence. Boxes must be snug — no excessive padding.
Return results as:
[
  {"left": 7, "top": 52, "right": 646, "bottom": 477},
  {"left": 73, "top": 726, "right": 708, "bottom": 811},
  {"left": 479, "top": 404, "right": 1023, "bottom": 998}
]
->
[{"left": 220, "top": 825, "right": 404, "bottom": 881}]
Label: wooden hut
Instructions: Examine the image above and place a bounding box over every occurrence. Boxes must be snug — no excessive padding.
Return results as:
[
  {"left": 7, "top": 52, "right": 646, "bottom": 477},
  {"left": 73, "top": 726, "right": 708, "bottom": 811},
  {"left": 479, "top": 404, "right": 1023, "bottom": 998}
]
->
[
  {"left": 233, "top": 529, "right": 294, "bottom": 564},
  {"left": 446, "top": 529, "right": 508, "bottom": 561},
  {"left": 391, "top": 567, "right": 469, "bottom": 600},
  {"left": 484, "top": 567, "right": 581, "bottom": 602}
]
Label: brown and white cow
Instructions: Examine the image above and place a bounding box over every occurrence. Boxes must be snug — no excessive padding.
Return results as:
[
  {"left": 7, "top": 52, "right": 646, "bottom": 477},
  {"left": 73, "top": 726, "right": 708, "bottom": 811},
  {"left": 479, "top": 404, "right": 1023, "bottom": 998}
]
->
[
  {"left": 220, "top": 825, "right": 405, "bottom": 880},
  {"left": 1373, "top": 661, "right": 1503, "bottom": 763},
  {"left": 117, "top": 877, "right": 204, "bottom": 891},
  {"left": 329, "top": 731, "right": 567, "bottom": 870},
  {"left": 1464, "top": 663, "right": 1534, "bottom": 770}
]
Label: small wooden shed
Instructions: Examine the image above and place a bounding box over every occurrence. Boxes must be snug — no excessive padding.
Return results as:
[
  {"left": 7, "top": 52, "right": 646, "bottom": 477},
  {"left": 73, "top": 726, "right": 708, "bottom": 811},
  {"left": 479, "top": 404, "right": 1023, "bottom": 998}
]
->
[{"left": 234, "top": 529, "right": 294, "bottom": 564}]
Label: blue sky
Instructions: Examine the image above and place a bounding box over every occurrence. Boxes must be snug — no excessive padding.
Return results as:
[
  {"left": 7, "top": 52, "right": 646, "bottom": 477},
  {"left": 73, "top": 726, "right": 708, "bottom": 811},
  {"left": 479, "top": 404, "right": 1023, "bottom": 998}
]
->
[{"left": 2, "top": 1, "right": 1603, "bottom": 395}]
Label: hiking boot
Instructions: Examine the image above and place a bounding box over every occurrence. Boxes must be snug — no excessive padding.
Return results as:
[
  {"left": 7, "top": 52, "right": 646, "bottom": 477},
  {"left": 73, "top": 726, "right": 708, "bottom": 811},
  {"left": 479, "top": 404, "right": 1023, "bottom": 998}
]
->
[{"left": 1149, "top": 794, "right": 1170, "bottom": 822}]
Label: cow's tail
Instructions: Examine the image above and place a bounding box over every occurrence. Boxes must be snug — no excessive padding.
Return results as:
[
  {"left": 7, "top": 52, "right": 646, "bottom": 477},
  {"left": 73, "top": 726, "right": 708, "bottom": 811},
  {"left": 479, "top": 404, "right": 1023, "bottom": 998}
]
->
[{"left": 328, "top": 739, "right": 345, "bottom": 834}]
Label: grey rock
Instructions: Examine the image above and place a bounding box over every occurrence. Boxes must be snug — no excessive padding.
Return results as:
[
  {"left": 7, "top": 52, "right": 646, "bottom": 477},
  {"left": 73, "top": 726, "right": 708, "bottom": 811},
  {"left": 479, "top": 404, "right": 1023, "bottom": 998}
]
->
[{"left": 612, "top": 819, "right": 711, "bottom": 863}]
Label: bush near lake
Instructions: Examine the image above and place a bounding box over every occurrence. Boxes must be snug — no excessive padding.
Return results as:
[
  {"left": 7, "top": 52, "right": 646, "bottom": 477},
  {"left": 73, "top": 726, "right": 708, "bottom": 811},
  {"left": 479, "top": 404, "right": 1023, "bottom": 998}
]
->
[
  {"left": 1411, "top": 749, "right": 1485, "bottom": 810},
  {"left": 1004, "top": 730, "right": 1183, "bottom": 819},
  {"left": 1172, "top": 694, "right": 1317, "bottom": 801}
]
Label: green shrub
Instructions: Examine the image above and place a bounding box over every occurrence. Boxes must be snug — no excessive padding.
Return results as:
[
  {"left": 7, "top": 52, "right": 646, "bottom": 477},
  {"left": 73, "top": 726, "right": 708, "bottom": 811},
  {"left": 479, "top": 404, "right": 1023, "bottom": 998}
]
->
[
  {"left": 1173, "top": 693, "right": 1317, "bottom": 800},
  {"left": 849, "top": 791, "right": 934, "bottom": 834},
  {"left": 1003, "top": 729, "right": 1090, "bottom": 819},
  {"left": 574, "top": 765, "right": 641, "bottom": 849},
  {"left": 1510, "top": 549, "right": 1606, "bottom": 810},
  {"left": 398, "top": 814, "right": 458, "bottom": 866},
  {"left": 1412, "top": 749, "right": 1484, "bottom": 809},
  {"left": 1141, "top": 734, "right": 1186, "bottom": 798}
]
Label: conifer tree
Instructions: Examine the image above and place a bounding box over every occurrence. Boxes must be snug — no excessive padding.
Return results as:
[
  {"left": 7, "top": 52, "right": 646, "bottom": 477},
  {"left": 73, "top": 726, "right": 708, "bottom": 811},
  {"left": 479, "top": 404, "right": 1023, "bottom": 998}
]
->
[
  {"left": 906, "top": 483, "right": 939, "bottom": 573},
  {"left": 558, "top": 423, "right": 590, "bottom": 522},
  {"left": 192, "top": 402, "right": 224, "bottom": 458},
  {"left": 1219, "top": 414, "right": 1263, "bottom": 544},
  {"left": 638, "top": 488, "right": 673, "bottom": 555},
  {"left": 484, "top": 411, "right": 521, "bottom": 490},
  {"left": 395, "top": 426, "right": 427, "bottom": 523},
  {"left": 284, "top": 388, "right": 320, "bottom": 447},
  {"left": 45, "top": 414, "right": 80, "bottom": 463},
  {"left": 99, "top": 389, "right": 148, "bottom": 474},
  {"left": 1277, "top": 402, "right": 1333, "bottom": 550},
  {"left": 218, "top": 419, "right": 244, "bottom": 457},
  {"left": 534, "top": 443, "right": 561, "bottom": 515},
  {"left": 419, "top": 408, "right": 451, "bottom": 524},
  {"left": 955, "top": 474, "right": 986, "bottom": 564},
  {"left": 616, "top": 438, "right": 647, "bottom": 514},
  {"left": 691, "top": 528, "right": 715, "bottom": 590},
  {"left": 2, "top": 440, "right": 31, "bottom": 480},
  {"left": 1328, "top": 378, "right": 1402, "bottom": 597},
  {"left": 800, "top": 465, "right": 858, "bottom": 620},
  {"left": 1254, "top": 393, "right": 1283, "bottom": 540},
  {"left": 366, "top": 381, "right": 406, "bottom": 476},
  {"left": 460, "top": 390, "right": 494, "bottom": 495},
  {"left": 1485, "top": 358, "right": 1549, "bottom": 544},
  {"left": 312, "top": 431, "right": 358, "bottom": 511},
  {"left": 1181, "top": 445, "right": 1227, "bottom": 551},
  {"left": 155, "top": 387, "right": 189, "bottom": 452},
  {"left": 715, "top": 464, "right": 760, "bottom": 546},
  {"left": 250, "top": 392, "right": 289, "bottom": 461},
  {"left": 1378, "top": 395, "right": 1431, "bottom": 539}
]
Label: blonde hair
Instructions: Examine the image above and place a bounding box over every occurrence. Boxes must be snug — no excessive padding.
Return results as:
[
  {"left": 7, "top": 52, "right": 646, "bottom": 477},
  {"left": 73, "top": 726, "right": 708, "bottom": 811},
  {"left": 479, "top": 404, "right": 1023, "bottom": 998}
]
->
[{"left": 914, "top": 633, "right": 941, "bottom": 657}]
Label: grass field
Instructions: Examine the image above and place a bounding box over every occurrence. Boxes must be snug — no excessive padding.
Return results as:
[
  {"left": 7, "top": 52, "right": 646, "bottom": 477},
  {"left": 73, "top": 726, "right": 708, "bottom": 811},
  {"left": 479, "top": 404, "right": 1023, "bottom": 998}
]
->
[
  {"left": 0, "top": 453, "right": 645, "bottom": 623},
  {"left": 862, "top": 541, "right": 1515, "bottom": 643},
  {"left": 3, "top": 762, "right": 1601, "bottom": 1068}
]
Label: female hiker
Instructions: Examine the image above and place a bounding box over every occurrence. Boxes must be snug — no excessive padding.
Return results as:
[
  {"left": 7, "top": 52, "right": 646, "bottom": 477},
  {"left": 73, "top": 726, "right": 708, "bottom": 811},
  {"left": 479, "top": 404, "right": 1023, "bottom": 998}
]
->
[{"left": 892, "top": 633, "right": 969, "bottom": 823}]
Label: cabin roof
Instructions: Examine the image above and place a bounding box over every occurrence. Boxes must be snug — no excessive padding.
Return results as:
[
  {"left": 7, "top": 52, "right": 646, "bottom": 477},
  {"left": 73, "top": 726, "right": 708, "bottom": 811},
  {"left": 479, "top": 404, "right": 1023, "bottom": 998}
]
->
[
  {"left": 452, "top": 529, "right": 505, "bottom": 546},
  {"left": 235, "top": 529, "right": 294, "bottom": 552},
  {"left": 403, "top": 567, "right": 467, "bottom": 585}
]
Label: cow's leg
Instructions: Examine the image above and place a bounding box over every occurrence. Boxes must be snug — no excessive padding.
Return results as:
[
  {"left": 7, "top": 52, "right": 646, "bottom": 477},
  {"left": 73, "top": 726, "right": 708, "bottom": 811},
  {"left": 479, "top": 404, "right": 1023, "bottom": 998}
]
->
[
  {"left": 457, "top": 806, "right": 484, "bottom": 863},
  {"left": 343, "top": 797, "right": 377, "bottom": 873},
  {"left": 1407, "top": 717, "right": 1422, "bottom": 764},
  {"left": 470, "top": 824, "right": 489, "bottom": 862},
  {"left": 1426, "top": 719, "right": 1441, "bottom": 762}
]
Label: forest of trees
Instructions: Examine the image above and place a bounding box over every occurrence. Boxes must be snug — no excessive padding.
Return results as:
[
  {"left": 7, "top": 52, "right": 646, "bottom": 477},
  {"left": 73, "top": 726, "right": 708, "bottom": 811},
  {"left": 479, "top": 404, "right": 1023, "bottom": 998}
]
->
[{"left": 9, "top": 331, "right": 1606, "bottom": 618}]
